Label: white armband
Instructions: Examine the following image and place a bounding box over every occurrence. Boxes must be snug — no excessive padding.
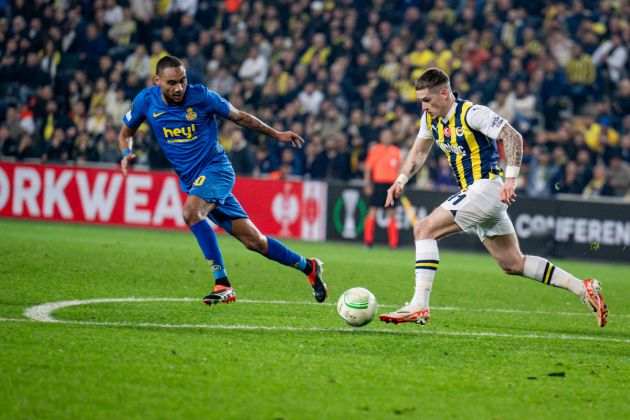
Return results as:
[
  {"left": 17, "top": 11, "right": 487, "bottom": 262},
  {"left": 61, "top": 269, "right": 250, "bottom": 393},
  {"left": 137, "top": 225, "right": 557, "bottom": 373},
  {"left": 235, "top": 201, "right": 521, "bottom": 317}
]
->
[
  {"left": 396, "top": 174, "right": 409, "bottom": 186},
  {"left": 505, "top": 166, "right": 520, "bottom": 178}
]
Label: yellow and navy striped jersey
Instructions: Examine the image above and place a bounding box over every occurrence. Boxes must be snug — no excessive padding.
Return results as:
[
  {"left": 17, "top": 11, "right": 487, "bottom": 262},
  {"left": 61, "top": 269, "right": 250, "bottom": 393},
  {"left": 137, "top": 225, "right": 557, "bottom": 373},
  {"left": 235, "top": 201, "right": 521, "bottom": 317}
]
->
[{"left": 426, "top": 99, "right": 503, "bottom": 190}]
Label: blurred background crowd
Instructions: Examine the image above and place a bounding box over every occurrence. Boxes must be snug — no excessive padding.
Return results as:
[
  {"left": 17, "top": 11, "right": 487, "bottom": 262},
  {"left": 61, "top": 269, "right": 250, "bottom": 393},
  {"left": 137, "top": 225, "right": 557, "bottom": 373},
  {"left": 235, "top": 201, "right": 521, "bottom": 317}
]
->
[{"left": 0, "top": 0, "right": 629, "bottom": 199}]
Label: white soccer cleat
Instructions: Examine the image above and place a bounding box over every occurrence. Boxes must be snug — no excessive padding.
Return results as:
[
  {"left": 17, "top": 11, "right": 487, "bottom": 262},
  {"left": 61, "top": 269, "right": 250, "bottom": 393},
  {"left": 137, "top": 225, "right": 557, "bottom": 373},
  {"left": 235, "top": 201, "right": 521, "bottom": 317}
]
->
[
  {"left": 379, "top": 302, "right": 430, "bottom": 325},
  {"left": 581, "top": 279, "right": 608, "bottom": 327}
]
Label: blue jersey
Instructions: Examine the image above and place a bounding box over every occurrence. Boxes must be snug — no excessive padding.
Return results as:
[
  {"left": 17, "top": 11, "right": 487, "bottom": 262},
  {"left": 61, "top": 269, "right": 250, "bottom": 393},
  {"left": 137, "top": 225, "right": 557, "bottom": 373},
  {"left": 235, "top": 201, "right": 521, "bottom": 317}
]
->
[{"left": 123, "top": 84, "right": 231, "bottom": 189}]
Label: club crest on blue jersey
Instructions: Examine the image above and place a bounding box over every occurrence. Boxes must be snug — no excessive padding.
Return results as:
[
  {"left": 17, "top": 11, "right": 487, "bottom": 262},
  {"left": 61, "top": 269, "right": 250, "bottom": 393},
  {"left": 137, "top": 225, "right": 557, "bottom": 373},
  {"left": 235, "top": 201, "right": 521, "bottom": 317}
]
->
[{"left": 186, "top": 107, "right": 197, "bottom": 120}]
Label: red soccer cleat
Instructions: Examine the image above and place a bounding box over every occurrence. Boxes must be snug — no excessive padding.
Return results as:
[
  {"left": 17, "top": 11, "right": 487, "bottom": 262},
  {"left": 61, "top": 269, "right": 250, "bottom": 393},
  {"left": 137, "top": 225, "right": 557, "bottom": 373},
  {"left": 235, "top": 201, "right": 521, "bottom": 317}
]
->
[
  {"left": 379, "top": 303, "right": 430, "bottom": 325},
  {"left": 582, "top": 279, "right": 608, "bottom": 327},
  {"left": 307, "top": 258, "right": 328, "bottom": 303}
]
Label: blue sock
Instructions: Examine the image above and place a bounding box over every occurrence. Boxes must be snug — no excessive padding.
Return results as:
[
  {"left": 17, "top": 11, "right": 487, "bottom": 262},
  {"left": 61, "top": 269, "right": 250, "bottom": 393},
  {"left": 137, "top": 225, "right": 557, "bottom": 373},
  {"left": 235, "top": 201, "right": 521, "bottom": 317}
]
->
[
  {"left": 189, "top": 220, "right": 228, "bottom": 281},
  {"left": 266, "top": 236, "right": 307, "bottom": 272}
]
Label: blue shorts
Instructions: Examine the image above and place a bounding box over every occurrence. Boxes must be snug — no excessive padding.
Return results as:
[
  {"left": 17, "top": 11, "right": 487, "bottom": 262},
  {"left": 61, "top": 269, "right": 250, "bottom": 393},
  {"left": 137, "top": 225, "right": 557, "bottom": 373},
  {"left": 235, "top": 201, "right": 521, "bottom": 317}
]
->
[{"left": 186, "top": 162, "right": 249, "bottom": 234}]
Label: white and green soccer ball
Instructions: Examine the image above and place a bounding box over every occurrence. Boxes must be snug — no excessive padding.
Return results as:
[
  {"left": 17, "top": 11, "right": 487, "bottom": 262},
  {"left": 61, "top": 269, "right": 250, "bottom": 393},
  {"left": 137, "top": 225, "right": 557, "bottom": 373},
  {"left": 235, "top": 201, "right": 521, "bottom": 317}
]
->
[{"left": 337, "top": 287, "right": 377, "bottom": 327}]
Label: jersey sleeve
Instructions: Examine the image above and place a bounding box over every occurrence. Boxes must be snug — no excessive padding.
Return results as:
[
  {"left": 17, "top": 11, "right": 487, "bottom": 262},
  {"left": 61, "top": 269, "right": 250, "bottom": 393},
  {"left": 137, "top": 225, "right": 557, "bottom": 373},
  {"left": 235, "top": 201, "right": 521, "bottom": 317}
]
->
[
  {"left": 203, "top": 86, "right": 231, "bottom": 118},
  {"left": 122, "top": 90, "right": 149, "bottom": 129},
  {"left": 416, "top": 112, "right": 432, "bottom": 140},
  {"left": 465, "top": 105, "right": 508, "bottom": 139}
]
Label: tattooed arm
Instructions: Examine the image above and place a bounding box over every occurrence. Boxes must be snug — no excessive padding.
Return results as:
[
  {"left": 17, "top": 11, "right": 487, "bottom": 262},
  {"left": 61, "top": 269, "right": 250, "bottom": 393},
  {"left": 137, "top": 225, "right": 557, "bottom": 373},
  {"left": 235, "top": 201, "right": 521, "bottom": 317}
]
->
[
  {"left": 496, "top": 123, "right": 523, "bottom": 205},
  {"left": 499, "top": 123, "right": 523, "bottom": 171},
  {"left": 227, "top": 104, "right": 304, "bottom": 148}
]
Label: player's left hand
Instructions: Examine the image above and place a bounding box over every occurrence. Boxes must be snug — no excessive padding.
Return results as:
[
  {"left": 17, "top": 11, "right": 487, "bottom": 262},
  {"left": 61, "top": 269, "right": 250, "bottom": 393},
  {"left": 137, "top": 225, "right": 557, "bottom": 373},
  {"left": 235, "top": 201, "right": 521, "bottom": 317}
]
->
[
  {"left": 276, "top": 131, "right": 304, "bottom": 148},
  {"left": 501, "top": 178, "right": 517, "bottom": 205}
]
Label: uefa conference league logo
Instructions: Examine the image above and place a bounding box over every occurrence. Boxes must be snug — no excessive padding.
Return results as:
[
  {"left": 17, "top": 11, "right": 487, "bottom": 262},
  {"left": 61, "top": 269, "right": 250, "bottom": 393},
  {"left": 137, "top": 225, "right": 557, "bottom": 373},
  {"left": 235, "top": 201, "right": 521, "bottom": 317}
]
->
[{"left": 333, "top": 189, "right": 366, "bottom": 239}]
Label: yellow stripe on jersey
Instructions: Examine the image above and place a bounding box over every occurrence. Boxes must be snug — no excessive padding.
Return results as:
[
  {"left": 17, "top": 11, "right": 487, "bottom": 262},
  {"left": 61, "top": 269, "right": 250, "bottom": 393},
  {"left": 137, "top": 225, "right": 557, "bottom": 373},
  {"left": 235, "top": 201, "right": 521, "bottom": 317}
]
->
[
  {"left": 460, "top": 102, "right": 483, "bottom": 181},
  {"left": 448, "top": 111, "right": 467, "bottom": 190}
]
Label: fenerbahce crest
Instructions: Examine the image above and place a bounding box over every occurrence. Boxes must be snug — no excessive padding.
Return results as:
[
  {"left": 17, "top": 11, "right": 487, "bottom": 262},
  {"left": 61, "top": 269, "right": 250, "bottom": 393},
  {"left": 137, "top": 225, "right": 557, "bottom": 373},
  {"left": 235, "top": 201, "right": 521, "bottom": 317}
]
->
[{"left": 186, "top": 107, "right": 197, "bottom": 120}]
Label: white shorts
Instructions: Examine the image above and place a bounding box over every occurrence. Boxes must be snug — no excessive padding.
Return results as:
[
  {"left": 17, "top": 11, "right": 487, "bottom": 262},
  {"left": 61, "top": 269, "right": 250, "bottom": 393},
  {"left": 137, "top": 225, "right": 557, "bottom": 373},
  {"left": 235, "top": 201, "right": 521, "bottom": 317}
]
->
[{"left": 440, "top": 177, "right": 515, "bottom": 242}]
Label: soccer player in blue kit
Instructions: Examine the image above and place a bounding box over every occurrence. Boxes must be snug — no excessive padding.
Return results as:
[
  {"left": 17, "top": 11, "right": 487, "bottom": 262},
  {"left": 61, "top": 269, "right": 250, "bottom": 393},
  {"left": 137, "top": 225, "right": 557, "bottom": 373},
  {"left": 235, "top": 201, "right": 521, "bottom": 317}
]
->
[{"left": 118, "top": 56, "right": 327, "bottom": 305}]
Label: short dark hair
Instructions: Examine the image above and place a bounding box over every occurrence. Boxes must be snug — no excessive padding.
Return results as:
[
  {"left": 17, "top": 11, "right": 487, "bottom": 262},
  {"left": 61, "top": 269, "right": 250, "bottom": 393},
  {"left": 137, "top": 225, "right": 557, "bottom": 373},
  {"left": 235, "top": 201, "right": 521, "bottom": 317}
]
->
[
  {"left": 156, "top": 55, "right": 184, "bottom": 75},
  {"left": 414, "top": 67, "right": 451, "bottom": 91}
]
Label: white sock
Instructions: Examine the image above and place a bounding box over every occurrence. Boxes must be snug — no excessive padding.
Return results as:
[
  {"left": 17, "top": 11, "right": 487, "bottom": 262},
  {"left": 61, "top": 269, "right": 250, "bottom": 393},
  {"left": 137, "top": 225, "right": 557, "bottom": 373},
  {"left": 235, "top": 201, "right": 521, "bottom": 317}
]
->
[
  {"left": 522, "top": 255, "right": 585, "bottom": 297},
  {"left": 411, "top": 239, "right": 439, "bottom": 309}
]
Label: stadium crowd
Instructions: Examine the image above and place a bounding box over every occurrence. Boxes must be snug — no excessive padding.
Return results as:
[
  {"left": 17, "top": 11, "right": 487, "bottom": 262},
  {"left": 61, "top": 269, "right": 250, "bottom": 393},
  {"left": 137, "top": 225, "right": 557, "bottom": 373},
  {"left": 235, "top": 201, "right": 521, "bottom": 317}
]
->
[{"left": 0, "top": 0, "right": 629, "bottom": 199}]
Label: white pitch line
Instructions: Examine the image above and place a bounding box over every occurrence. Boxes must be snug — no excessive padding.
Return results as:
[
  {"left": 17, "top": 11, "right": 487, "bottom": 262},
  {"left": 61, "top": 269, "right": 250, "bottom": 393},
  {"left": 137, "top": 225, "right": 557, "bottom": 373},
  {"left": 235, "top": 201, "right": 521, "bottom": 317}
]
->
[
  {"left": 3, "top": 316, "right": 629, "bottom": 344},
  {"left": 8, "top": 297, "right": 628, "bottom": 344},
  {"left": 0, "top": 317, "right": 31, "bottom": 322},
  {"left": 22, "top": 297, "right": 630, "bottom": 322}
]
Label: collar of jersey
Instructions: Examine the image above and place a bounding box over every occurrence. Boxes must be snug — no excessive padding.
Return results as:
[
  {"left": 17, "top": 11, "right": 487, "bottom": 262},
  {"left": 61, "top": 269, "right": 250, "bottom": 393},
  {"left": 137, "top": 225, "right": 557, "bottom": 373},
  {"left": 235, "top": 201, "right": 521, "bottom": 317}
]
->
[{"left": 440, "top": 101, "right": 458, "bottom": 124}]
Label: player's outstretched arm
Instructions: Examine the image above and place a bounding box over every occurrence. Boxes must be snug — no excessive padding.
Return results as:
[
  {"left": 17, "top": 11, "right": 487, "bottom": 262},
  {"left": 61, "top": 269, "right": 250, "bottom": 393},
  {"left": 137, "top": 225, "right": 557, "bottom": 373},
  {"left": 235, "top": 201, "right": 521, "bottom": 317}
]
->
[
  {"left": 497, "top": 123, "right": 523, "bottom": 205},
  {"left": 118, "top": 123, "right": 138, "bottom": 177},
  {"left": 385, "top": 137, "right": 433, "bottom": 207},
  {"left": 227, "top": 104, "right": 304, "bottom": 148}
]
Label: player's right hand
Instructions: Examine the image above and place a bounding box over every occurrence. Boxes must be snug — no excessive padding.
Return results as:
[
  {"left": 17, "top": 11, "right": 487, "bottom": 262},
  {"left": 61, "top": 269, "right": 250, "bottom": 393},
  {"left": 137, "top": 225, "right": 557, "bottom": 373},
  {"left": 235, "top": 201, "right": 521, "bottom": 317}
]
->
[
  {"left": 121, "top": 153, "right": 136, "bottom": 177},
  {"left": 385, "top": 182, "right": 403, "bottom": 207},
  {"left": 276, "top": 131, "right": 304, "bottom": 148}
]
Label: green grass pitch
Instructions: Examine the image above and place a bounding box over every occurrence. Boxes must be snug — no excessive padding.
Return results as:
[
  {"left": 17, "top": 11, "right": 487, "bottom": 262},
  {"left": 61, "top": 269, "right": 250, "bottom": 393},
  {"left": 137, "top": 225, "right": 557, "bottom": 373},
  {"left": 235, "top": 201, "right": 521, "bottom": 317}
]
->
[{"left": 1, "top": 219, "right": 629, "bottom": 419}]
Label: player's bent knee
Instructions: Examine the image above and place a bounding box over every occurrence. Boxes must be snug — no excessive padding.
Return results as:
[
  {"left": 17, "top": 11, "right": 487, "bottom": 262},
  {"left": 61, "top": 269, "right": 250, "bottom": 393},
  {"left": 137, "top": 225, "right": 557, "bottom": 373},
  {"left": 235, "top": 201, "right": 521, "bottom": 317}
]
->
[
  {"left": 182, "top": 207, "right": 206, "bottom": 227},
  {"left": 413, "top": 219, "right": 436, "bottom": 240}
]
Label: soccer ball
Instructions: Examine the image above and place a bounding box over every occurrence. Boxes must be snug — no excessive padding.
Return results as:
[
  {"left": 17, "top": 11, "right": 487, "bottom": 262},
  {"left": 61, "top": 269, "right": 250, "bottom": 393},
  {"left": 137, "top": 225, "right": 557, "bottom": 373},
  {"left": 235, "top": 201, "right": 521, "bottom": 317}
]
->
[{"left": 337, "top": 287, "right": 377, "bottom": 327}]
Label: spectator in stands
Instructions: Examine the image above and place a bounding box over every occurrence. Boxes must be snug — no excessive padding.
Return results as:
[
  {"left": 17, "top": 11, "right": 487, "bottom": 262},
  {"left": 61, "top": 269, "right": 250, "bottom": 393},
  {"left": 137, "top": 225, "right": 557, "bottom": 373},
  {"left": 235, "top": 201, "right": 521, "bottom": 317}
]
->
[
  {"left": 527, "top": 146, "right": 560, "bottom": 198},
  {"left": 565, "top": 43, "right": 596, "bottom": 114},
  {"left": 124, "top": 44, "right": 151, "bottom": 80},
  {"left": 105, "top": 88, "right": 131, "bottom": 128},
  {"left": 592, "top": 34, "right": 628, "bottom": 89},
  {"left": 511, "top": 80, "right": 537, "bottom": 134},
  {"left": 607, "top": 156, "right": 630, "bottom": 197},
  {"left": 80, "top": 23, "right": 107, "bottom": 75},
  {"left": 555, "top": 161, "right": 585, "bottom": 195},
  {"left": 98, "top": 126, "right": 120, "bottom": 163},
  {"left": 16, "top": 133, "right": 39, "bottom": 161},
  {"left": 107, "top": 7, "right": 137, "bottom": 58},
  {"left": 229, "top": 130, "right": 255, "bottom": 176},
  {"left": 582, "top": 166, "right": 615, "bottom": 198},
  {"left": 612, "top": 79, "right": 630, "bottom": 129},
  {"left": 42, "top": 128, "right": 69, "bottom": 163},
  {"left": 0, "top": 125, "right": 16, "bottom": 157},
  {"left": 238, "top": 46, "right": 268, "bottom": 86},
  {"left": 539, "top": 58, "right": 568, "bottom": 130},
  {"left": 72, "top": 131, "right": 99, "bottom": 163},
  {"left": 298, "top": 82, "right": 324, "bottom": 116},
  {"left": 253, "top": 145, "right": 277, "bottom": 177}
]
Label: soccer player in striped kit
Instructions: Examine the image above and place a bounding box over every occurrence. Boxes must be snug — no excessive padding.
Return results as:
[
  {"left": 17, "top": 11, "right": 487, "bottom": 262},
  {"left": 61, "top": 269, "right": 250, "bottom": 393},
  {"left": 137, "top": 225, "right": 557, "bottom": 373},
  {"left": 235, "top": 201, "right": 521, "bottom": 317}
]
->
[{"left": 379, "top": 68, "right": 608, "bottom": 327}]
